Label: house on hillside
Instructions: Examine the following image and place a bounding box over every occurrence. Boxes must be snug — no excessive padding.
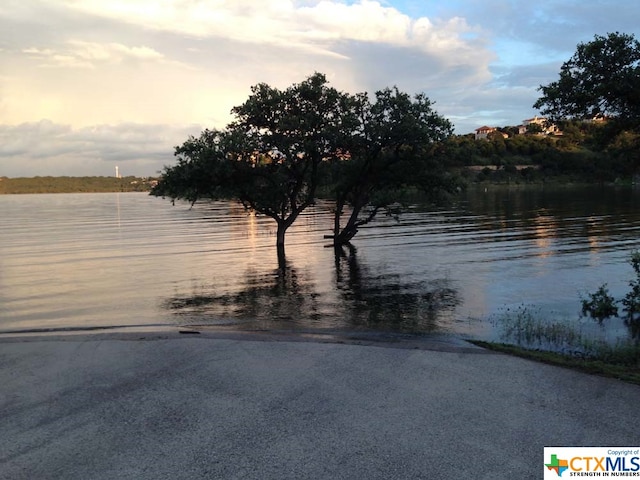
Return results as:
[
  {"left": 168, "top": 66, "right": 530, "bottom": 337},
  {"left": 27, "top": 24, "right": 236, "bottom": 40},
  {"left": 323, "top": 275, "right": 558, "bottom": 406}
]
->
[
  {"left": 474, "top": 126, "right": 508, "bottom": 140},
  {"left": 475, "top": 126, "right": 495, "bottom": 140},
  {"left": 518, "top": 116, "right": 561, "bottom": 135}
]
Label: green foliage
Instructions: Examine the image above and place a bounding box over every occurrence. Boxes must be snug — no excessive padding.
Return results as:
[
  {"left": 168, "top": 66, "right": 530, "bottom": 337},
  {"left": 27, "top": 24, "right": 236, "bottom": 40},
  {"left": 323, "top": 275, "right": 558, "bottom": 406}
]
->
[
  {"left": 440, "top": 133, "right": 559, "bottom": 169},
  {"left": 534, "top": 32, "right": 640, "bottom": 128},
  {"left": 528, "top": 32, "right": 640, "bottom": 182},
  {"left": 325, "top": 86, "right": 457, "bottom": 244},
  {"left": 228, "top": 73, "right": 358, "bottom": 221},
  {"left": 473, "top": 341, "right": 640, "bottom": 384},
  {"left": 492, "top": 305, "right": 640, "bottom": 371},
  {"left": 581, "top": 284, "right": 619, "bottom": 321},
  {"left": 526, "top": 123, "right": 543, "bottom": 135},
  {"left": 494, "top": 305, "right": 582, "bottom": 348},
  {"left": 580, "top": 251, "right": 640, "bottom": 332},
  {"left": 151, "top": 129, "right": 231, "bottom": 205},
  {"left": 440, "top": 117, "right": 637, "bottom": 184},
  {"left": 622, "top": 251, "right": 640, "bottom": 319},
  {"left": 152, "top": 73, "right": 362, "bottom": 253},
  {"left": 153, "top": 73, "right": 459, "bottom": 250}
]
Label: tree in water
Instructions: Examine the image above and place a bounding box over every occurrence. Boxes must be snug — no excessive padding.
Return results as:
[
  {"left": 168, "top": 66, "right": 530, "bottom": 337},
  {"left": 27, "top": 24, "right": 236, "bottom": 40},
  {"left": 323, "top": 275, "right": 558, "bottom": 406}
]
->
[
  {"left": 152, "top": 73, "right": 358, "bottom": 259},
  {"left": 153, "top": 73, "right": 458, "bottom": 254},
  {"left": 324, "top": 87, "right": 456, "bottom": 246}
]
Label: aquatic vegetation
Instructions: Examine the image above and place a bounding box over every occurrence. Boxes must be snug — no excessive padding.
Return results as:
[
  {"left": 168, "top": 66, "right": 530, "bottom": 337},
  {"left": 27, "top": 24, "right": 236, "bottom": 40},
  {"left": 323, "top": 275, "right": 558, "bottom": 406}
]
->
[
  {"left": 621, "top": 251, "right": 640, "bottom": 320},
  {"left": 492, "top": 305, "right": 582, "bottom": 351},
  {"left": 580, "top": 251, "right": 640, "bottom": 340},
  {"left": 491, "top": 304, "right": 639, "bottom": 366},
  {"left": 580, "top": 284, "right": 618, "bottom": 322}
]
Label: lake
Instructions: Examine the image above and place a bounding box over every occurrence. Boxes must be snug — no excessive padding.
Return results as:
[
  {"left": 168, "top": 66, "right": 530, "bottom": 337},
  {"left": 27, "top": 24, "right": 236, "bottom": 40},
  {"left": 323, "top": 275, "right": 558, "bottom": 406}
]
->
[{"left": 1, "top": 187, "right": 639, "bottom": 345}]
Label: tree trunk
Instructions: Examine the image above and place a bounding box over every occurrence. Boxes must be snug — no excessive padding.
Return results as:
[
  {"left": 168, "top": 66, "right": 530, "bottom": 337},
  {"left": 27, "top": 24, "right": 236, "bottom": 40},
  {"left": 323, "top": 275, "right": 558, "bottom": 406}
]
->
[
  {"left": 276, "top": 220, "right": 287, "bottom": 261},
  {"left": 333, "top": 202, "right": 363, "bottom": 246},
  {"left": 333, "top": 196, "right": 345, "bottom": 240},
  {"left": 275, "top": 213, "right": 299, "bottom": 260},
  {"left": 276, "top": 243, "right": 287, "bottom": 269},
  {"left": 276, "top": 221, "right": 287, "bottom": 248}
]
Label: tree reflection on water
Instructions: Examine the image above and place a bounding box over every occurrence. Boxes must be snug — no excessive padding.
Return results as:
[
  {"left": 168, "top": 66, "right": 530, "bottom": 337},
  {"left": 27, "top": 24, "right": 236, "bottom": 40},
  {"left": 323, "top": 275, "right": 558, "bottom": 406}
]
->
[
  {"left": 332, "top": 244, "right": 459, "bottom": 332},
  {"left": 165, "top": 246, "right": 460, "bottom": 334}
]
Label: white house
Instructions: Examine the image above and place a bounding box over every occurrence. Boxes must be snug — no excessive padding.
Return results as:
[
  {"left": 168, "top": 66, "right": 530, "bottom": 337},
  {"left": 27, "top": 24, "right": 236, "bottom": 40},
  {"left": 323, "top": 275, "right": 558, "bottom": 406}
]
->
[{"left": 519, "top": 116, "right": 561, "bottom": 135}]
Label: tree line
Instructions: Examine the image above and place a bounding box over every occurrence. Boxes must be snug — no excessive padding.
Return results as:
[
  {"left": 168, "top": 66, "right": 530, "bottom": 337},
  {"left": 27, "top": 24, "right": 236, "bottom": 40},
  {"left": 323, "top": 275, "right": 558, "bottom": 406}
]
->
[
  {"left": 0, "top": 176, "right": 156, "bottom": 194},
  {"left": 442, "top": 118, "right": 638, "bottom": 184},
  {"left": 152, "top": 32, "right": 640, "bottom": 257}
]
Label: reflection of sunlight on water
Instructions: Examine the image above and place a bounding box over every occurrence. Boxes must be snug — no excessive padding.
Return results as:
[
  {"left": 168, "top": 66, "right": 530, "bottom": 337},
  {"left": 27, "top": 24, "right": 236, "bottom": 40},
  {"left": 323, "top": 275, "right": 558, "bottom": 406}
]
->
[
  {"left": 246, "top": 209, "right": 257, "bottom": 248},
  {"left": 586, "top": 216, "right": 602, "bottom": 253},
  {"left": 532, "top": 214, "right": 554, "bottom": 257}
]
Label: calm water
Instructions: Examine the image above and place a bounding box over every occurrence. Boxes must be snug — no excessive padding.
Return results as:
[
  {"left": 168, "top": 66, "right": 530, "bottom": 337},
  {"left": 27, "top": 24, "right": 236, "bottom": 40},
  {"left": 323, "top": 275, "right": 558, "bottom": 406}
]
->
[{"left": 1, "top": 188, "right": 639, "bottom": 343}]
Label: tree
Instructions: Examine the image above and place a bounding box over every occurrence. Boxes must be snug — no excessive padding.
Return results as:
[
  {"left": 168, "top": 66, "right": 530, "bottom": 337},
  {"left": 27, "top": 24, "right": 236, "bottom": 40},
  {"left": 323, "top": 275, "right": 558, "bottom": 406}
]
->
[
  {"left": 534, "top": 32, "right": 640, "bottom": 129},
  {"left": 325, "top": 87, "right": 455, "bottom": 246},
  {"left": 225, "top": 73, "right": 360, "bottom": 257},
  {"left": 526, "top": 123, "right": 544, "bottom": 135},
  {"left": 152, "top": 73, "right": 358, "bottom": 259},
  {"left": 153, "top": 73, "right": 457, "bottom": 255},
  {"left": 151, "top": 129, "right": 233, "bottom": 205}
]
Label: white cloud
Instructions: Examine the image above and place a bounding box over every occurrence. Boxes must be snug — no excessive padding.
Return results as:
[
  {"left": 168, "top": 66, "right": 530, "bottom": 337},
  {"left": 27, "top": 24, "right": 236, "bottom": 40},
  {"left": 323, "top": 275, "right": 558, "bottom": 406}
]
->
[
  {"left": 69, "top": 40, "right": 164, "bottom": 62},
  {"left": 2, "top": 1, "right": 494, "bottom": 135},
  {"left": 65, "top": 0, "right": 300, "bottom": 42},
  {"left": 22, "top": 40, "right": 164, "bottom": 68},
  {"left": 0, "top": 120, "right": 201, "bottom": 177},
  {"left": 299, "top": 0, "right": 412, "bottom": 43},
  {"left": 3, "top": 0, "right": 640, "bottom": 176},
  {"left": 64, "top": 0, "right": 487, "bottom": 63}
]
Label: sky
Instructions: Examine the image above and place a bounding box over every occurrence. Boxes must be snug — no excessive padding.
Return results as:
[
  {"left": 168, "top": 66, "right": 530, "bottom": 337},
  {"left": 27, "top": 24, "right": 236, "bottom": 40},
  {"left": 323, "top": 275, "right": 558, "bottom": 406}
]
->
[{"left": 1, "top": 0, "right": 639, "bottom": 178}]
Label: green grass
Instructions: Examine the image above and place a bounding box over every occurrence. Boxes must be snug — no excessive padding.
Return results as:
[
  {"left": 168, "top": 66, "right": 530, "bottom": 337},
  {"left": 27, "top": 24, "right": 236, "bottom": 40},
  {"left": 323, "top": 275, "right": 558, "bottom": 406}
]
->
[
  {"left": 469, "top": 340, "right": 640, "bottom": 386},
  {"left": 482, "top": 305, "right": 640, "bottom": 385}
]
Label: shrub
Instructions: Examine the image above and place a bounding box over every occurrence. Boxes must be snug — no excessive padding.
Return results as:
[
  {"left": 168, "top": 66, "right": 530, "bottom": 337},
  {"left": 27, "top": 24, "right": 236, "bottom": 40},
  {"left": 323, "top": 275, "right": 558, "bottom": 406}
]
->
[
  {"left": 581, "top": 284, "right": 618, "bottom": 322},
  {"left": 622, "top": 251, "right": 640, "bottom": 320}
]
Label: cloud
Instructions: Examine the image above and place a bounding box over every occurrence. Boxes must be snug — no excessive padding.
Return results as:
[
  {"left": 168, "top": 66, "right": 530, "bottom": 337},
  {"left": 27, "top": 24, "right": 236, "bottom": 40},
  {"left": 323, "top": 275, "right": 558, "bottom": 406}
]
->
[
  {"left": 438, "top": 0, "right": 640, "bottom": 62},
  {"left": 0, "top": 120, "right": 201, "bottom": 177},
  {"left": 491, "top": 62, "right": 561, "bottom": 90},
  {"left": 64, "top": 0, "right": 487, "bottom": 62},
  {"left": 2, "top": 0, "right": 640, "bottom": 176},
  {"left": 68, "top": 40, "right": 164, "bottom": 61},
  {"left": 59, "top": 0, "right": 491, "bottom": 77},
  {"left": 1, "top": 1, "right": 495, "bottom": 133},
  {"left": 21, "top": 40, "right": 165, "bottom": 69}
]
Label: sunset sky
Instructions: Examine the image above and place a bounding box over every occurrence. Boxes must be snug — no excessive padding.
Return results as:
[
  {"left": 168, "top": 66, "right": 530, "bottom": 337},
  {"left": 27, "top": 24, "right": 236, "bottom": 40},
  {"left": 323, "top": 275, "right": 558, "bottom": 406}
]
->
[{"left": 2, "top": 0, "right": 639, "bottom": 177}]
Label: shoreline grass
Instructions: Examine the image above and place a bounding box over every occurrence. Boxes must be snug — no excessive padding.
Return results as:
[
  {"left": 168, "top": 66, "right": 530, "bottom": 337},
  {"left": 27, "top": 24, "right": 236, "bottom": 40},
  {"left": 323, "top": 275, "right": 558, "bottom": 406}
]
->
[
  {"left": 469, "top": 340, "right": 640, "bottom": 386},
  {"left": 483, "top": 304, "right": 640, "bottom": 385}
]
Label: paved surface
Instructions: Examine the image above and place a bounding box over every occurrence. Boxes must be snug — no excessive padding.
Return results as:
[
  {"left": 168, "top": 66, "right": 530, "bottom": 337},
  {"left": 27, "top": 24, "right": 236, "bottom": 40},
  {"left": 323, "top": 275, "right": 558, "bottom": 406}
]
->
[{"left": 0, "top": 330, "right": 638, "bottom": 479}]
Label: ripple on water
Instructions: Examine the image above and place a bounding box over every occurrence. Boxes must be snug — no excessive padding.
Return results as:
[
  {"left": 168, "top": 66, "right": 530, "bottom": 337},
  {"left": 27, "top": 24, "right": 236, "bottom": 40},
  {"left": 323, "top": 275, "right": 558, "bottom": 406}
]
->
[{"left": 1, "top": 188, "right": 639, "bottom": 345}]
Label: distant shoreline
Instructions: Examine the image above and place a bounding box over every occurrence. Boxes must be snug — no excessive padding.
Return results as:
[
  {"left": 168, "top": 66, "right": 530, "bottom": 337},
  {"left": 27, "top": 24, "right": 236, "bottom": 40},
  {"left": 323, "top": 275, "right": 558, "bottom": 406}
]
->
[
  {"left": 2, "top": 174, "right": 633, "bottom": 196},
  {"left": 0, "top": 176, "right": 158, "bottom": 194}
]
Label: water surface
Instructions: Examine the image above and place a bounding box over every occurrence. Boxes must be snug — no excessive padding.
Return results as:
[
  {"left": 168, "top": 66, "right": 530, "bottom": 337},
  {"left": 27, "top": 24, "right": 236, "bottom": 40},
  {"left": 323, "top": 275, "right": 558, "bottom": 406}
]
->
[{"left": 1, "top": 188, "right": 639, "bottom": 343}]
